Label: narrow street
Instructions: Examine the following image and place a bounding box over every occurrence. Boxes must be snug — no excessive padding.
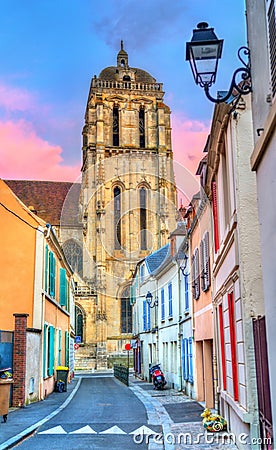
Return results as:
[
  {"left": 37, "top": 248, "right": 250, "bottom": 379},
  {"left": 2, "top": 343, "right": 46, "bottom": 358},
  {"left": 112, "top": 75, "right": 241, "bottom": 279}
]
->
[
  {"left": 14, "top": 374, "right": 161, "bottom": 449},
  {"left": 0, "top": 372, "right": 242, "bottom": 450}
]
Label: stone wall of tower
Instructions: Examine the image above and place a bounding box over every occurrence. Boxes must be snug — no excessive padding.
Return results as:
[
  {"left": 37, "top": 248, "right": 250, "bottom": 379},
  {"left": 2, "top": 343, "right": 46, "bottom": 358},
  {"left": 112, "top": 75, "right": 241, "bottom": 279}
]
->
[{"left": 79, "top": 55, "right": 177, "bottom": 360}]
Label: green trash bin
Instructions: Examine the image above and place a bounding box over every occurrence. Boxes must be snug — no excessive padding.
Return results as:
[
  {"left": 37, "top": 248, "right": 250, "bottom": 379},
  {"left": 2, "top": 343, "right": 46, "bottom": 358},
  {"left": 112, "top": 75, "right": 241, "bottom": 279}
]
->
[{"left": 56, "top": 366, "right": 69, "bottom": 392}]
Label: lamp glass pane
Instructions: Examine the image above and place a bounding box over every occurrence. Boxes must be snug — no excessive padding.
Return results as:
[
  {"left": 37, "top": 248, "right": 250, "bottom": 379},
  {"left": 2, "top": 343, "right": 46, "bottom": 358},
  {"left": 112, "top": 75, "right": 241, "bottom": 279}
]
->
[
  {"left": 189, "top": 46, "right": 218, "bottom": 85},
  {"left": 194, "top": 59, "right": 217, "bottom": 76},
  {"left": 193, "top": 44, "right": 220, "bottom": 60}
]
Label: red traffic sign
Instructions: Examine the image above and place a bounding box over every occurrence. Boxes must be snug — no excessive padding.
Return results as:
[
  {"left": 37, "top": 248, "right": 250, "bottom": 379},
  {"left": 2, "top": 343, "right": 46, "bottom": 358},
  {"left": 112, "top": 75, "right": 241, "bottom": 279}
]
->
[
  {"left": 74, "top": 343, "right": 79, "bottom": 350},
  {"left": 125, "top": 343, "right": 131, "bottom": 351}
]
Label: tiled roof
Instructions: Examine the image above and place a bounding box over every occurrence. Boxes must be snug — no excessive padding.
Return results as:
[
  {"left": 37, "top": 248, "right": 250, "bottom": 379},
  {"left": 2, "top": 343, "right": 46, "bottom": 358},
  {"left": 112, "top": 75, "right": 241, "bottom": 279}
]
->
[
  {"left": 145, "top": 244, "right": 170, "bottom": 274},
  {"left": 169, "top": 224, "right": 187, "bottom": 237},
  {"left": 4, "top": 180, "right": 81, "bottom": 227}
]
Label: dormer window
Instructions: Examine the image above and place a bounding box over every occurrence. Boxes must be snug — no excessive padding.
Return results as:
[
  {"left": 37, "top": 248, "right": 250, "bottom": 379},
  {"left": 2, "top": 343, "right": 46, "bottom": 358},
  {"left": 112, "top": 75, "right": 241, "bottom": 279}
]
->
[{"left": 123, "top": 75, "right": 131, "bottom": 81}]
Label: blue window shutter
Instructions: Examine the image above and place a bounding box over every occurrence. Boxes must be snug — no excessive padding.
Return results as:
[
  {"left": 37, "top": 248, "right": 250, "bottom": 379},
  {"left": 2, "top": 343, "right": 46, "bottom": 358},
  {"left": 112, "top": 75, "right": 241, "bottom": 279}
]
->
[
  {"left": 45, "top": 245, "right": 49, "bottom": 292},
  {"left": 161, "top": 289, "right": 165, "bottom": 320},
  {"left": 43, "top": 324, "right": 47, "bottom": 378},
  {"left": 49, "top": 252, "right": 54, "bottom": 297},
  {"left": 168, "top": 283, "right": 173, "bottom": 317},
  {"left": 66, "top": 279, "right": 69, "bottom": 311},
  {"left": 48, "top": 326, "right": 55, "bottom": 376},
  {"left": 143, "top": 300, "right": 147, "bottom": 331},
  {"left": 53, "top": 256, "right": 56, "bottom": 298},
  {"left": 185, "top": 339, "right": 189, "bottom": 381},
  {"left": 182, "top": 338, "right": 186, "bottom": 380},
  {"left": 60, "top": 268, "right": 67, "bottom": 306},
  {"left": 188, "top": 337, "right": 194, "bottom": 383},
  {"left": 147, "top": 302, "right": 151, "bottom": 330}
]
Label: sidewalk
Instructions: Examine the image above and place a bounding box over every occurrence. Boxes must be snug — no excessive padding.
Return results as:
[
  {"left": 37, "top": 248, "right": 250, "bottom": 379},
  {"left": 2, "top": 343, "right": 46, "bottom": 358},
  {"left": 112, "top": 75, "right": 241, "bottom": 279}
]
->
[
  {"left": 129, "top": 374, "right": 238, "bottom": 450},
  {"left": 0, "top": 377, "right": 81, "bottom": 450}
]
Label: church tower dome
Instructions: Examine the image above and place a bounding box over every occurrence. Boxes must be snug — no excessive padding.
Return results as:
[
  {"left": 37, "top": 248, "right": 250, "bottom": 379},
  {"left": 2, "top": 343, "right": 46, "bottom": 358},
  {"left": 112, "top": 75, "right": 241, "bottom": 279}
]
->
[{"left": 98, "top": 41, "right": 156, "bottom": 84}]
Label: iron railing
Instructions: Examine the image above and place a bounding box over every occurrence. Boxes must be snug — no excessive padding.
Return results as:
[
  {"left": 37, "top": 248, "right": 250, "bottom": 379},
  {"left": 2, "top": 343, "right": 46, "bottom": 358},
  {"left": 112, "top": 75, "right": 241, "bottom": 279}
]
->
[{"left": 113, "top": 364, "right": 129, "bottom": 386}]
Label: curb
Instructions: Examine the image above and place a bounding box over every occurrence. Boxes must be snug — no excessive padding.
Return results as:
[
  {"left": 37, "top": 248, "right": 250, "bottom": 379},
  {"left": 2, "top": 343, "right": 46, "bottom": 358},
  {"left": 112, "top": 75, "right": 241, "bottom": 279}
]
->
[
  {"left": 129, "top": 382, "right": 175, "bottom": 450},
  {"left": 0, "top": 377, "right": 82, "bottom": 450}
]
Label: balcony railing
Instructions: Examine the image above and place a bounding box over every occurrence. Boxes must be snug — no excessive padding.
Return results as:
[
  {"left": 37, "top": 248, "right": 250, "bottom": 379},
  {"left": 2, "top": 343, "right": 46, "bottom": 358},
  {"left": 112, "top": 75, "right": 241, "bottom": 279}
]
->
[
  {"left": 75, "top": 285, "right": 96, "bottom": 297},
  {"left": 91, "top": 78, "right": 163, "bottom": 92}
]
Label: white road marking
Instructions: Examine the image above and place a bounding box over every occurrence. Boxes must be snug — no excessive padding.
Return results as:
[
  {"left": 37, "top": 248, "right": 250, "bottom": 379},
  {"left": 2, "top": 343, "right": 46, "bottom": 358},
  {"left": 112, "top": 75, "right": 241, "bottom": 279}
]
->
[
  {"left": 39, "top": 425, "right": 67, "bottom": 434},
  {"left": 129, "top": 425, "right": 157, "bottom": 435},
  {"left": 99, "top": 425, "right": 127, "bottom": 434},
  {"left": 69, "top": 425, "right": 97, "bottom": 434}
]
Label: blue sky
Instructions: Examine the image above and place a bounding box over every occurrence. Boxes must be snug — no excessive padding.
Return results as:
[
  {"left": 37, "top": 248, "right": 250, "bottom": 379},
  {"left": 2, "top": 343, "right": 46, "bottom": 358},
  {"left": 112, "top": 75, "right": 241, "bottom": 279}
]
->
[{"left": 0, "top": 0, "right": 247, "bottom": 181}]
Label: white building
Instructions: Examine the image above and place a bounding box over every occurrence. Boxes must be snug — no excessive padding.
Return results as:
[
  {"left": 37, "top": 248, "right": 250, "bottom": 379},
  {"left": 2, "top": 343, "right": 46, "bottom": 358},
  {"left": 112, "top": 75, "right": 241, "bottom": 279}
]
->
[
  {"left": 132, "top": 225, "right": 195, "bottom": 395},
  {"left": 205, "top": 95, "right": 264, "bottom": 449},
  {"left": 246, "top": 0, "right": 276, "bottom": 444}
]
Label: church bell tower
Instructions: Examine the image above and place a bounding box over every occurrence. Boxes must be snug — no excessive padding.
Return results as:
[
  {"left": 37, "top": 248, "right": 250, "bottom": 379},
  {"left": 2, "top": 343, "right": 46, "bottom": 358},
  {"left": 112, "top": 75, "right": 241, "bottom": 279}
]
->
[{"left": 79, "top": 42, "right": 177, "bottom": 367}]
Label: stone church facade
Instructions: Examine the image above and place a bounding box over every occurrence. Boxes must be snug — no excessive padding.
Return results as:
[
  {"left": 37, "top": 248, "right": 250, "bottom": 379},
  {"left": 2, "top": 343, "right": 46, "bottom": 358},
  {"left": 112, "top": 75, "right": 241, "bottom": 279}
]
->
[
  {"left": 6, "top": 42, "right": 177, "bottom": 369},
  {"left": 77, "top": 42, "right": 177, "bottom": 367}
]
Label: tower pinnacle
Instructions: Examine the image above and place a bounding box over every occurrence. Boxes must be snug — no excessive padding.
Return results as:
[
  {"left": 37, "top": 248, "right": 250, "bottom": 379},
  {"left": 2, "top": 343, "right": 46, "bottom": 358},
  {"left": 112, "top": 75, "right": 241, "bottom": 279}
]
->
[{"left": 117, "top": 40, "right": 128, "bottom": 68}]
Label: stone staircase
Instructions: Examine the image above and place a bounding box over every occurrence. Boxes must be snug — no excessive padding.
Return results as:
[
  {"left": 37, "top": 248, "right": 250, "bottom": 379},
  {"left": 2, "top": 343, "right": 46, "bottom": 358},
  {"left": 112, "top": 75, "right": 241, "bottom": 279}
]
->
[{"left": 74, "top": 344, "right": 107, "bottom": 371}]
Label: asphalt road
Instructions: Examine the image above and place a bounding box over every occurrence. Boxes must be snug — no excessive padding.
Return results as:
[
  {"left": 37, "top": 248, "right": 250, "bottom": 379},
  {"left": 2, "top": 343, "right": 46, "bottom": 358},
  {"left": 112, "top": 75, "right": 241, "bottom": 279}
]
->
[{"left": 15, "top": 375, "right": 161, "bottom": 449}]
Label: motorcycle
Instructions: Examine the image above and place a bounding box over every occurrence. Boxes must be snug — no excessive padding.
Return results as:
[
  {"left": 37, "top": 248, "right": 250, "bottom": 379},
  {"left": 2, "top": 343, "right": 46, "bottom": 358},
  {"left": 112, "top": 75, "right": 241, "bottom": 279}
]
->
[{"left": 149, "top": 364, "right": 167, "bottom": 390}]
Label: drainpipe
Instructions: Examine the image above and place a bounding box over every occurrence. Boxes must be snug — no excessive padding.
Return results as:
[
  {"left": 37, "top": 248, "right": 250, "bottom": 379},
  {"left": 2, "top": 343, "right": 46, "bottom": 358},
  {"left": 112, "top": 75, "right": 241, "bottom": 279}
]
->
[
  {"left": 177, "top": 263, "right": 183, "bottom": 391},
  {"left": 213, "top": 305, "right": 219, "bottom": 413}
]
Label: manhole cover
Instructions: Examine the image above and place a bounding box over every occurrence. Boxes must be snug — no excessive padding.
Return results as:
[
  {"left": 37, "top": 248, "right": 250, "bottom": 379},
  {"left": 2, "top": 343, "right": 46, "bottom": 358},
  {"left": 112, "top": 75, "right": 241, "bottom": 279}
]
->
[{"left": 164, "top": 402, "right": 204, "bottom": 423}]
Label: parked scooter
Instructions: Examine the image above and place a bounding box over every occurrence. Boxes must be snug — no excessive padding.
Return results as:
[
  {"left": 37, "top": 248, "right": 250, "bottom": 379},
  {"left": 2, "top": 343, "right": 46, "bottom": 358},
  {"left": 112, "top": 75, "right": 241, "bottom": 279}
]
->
[{"left": 149, "top": 364, "right": 167, "bottom": 390}]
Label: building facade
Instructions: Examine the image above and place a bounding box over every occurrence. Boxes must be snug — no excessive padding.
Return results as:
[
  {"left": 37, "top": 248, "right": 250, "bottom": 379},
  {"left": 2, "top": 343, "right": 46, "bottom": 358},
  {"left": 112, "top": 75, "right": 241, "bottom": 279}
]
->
[
  {"left": 205, "top": 96, "right": 264, "bottom": 449},
  {"left": 187, "top": 184, "right": 214, "bottom": 410},
  {"left": 0, "top": 180, "right": 74, "bottom": 405},
  {"left": 132, "top": 224, "right": 196, "bottom": 395},
  {"left": 78, "top": 42, "right": 177, "bottom": 367},
  {"left": 246, "top": 0, "right": 276, "bottom": 444}
]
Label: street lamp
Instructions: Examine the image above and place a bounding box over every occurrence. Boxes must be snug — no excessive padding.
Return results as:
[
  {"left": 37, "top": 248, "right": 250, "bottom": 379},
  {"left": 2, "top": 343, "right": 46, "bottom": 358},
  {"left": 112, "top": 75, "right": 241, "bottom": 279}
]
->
[
  {"left": 179, "top": 254, "right": 189, "bottom": 277},
  {"left": 146, "top": 291, "right": 158, "bottom": 308},
  {"left": 186, "top": 22, "right": 251, "bottom": 103}
]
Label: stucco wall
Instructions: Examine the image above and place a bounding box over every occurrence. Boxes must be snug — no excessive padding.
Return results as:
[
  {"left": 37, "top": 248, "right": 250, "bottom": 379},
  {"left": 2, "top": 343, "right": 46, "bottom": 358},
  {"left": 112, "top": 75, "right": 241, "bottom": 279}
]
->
[
  {"left": 25, "top": 331, "right": 41, "bottom": 404},
  {"left": 254, "top": 131, "right": 276, "bottom": 439}
]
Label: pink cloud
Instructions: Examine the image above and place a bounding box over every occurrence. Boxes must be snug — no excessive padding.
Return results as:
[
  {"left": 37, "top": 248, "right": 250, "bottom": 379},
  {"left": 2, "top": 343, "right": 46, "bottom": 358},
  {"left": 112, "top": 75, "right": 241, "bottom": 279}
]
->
[
  {"left": 0, "top": 120, "right": 81, "bottom": 182},
  {"left": 0, "top": 83, "right": 36, "bottom": 112},
  {"left": 171, "top": 113, "right": 210, "bottom": 174}
]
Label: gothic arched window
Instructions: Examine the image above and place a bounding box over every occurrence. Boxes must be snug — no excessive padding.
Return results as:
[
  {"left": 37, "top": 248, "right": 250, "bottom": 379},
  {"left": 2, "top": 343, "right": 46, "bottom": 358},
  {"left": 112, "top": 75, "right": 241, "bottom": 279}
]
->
[
  {"left": 139, "top": 107, "right": 145, "bottom": 148},
  {"left": 121, "top": 286, "right": 132, "bottom": 333},
  {"left": 62, "top": 239, "right": 83, "bottom": 276},
  {"left": 114, "top": 186, "right": 121, "bottom": 250},
  {"left": 75, "top": 305, "right": 84, "bottom": 343},
  {"left": 113, "top": 106, "right": 119, "bottom": 146},
  {"left": 140, "top": 187, "right": 147, "bottom": 250}
]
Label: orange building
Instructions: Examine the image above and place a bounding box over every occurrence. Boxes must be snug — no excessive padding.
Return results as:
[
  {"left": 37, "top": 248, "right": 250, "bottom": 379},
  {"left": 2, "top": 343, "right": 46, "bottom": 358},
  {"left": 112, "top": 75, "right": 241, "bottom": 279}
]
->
[
  {"left": 0, "top": 180, "right": 74, "bottom": 405},
  {"left": 187, "top": 161, "right": 214, "bottom": 409}
]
